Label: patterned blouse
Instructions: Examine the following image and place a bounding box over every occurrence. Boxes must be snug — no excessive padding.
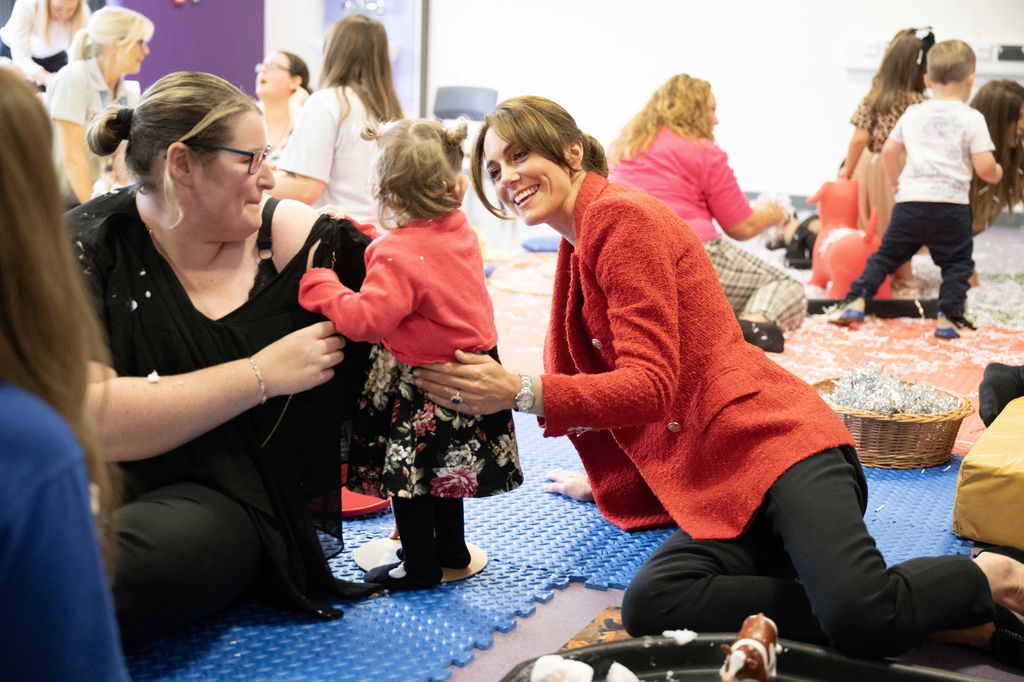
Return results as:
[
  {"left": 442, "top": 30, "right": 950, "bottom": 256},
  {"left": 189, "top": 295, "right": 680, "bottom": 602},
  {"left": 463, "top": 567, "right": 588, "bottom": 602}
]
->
[{"left": 850, "top": 90, "right": 926, "bottom": 153}]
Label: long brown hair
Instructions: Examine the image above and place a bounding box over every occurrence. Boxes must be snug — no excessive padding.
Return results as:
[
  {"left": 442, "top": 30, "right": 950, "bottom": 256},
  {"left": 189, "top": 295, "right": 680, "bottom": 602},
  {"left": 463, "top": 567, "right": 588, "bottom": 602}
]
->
[
  {"left": 471, "top": 96, "right": 607, "bottom": 219},
  {"left": 970, "top": 79, "right": 1024, "bottom": 233},
  {"left": 864, "top": 28, "right": 927, "bottom": 117},
  {"left": 319, "top": 14, "right": 402, "bottom": 123},
  {"left": 0, "top": 69, "right": 118, "bottom": 565},
  {"left": 610, "top": 73, "right": 713, "bottom": 165}
]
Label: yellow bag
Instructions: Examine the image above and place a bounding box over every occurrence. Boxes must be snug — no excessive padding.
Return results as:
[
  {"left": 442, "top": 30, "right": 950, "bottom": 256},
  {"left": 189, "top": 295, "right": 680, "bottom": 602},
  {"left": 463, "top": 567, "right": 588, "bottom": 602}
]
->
[{"left": 952, "top": 397, "right": 1024, "bottom": 549}]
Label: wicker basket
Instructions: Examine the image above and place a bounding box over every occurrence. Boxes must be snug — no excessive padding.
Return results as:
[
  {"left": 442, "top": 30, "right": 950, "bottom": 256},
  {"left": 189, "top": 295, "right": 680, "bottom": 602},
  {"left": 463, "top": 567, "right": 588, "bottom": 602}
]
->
[{"left": 814, "top": 378, "right": 974, "bottom": 469}]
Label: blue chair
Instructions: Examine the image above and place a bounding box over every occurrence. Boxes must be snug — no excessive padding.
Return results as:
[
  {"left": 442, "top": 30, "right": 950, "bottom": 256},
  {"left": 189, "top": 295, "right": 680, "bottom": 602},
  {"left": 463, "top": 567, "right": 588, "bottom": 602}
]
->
[{"left": 432, "top": 86, "right": 498, "bottom": 121}]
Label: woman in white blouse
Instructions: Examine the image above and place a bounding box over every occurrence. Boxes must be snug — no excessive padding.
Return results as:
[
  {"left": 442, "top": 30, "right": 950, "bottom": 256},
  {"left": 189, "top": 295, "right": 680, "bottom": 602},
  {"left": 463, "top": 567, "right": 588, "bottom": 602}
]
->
[
  {"left": 270, "top": 14, "right": 402, "bottom": 224},
  {"left": 0, "top": 0, "right": 88, "bottom": 88},
  {"left": 46, "top": 5, "right": 152, "bottom": 204}
]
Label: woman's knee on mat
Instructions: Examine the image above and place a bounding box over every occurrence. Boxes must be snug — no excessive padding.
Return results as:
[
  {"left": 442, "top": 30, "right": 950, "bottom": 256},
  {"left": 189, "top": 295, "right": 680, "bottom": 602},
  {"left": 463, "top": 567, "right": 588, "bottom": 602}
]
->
[
  {"left": 621, "top": 571, "right": 711, "bottom": 636},
  {"left": 814, "top": 590, "right": 917, "bottom": 657},
  {"left": 113, "top": 483, "right": 261, "bottom": 645}
]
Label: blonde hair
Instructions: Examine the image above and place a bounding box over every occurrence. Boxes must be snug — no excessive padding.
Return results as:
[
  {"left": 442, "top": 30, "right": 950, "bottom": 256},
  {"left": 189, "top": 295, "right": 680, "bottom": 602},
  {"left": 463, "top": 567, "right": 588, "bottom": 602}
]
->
[
  {"left": 320, "top": 14, "right": 403, "bottom": 123},
  {"left": 0, "top": 69, "right": 118, "bottom": 567},
  {"left": 970, "top": 80, "right": 1024, "bottom": 233},
  {"left": 68, "top": 6, "right": 153, "bottom": 62},
  {"left": 36, "top": 0, "right": 90, "bottom": 45},
  {"left": 88, "top": 71, "right": 260, "bottom": 222},
  {"left": 610, "top": 74, "right": 713, "bottom": 165},
  {"left": 471, "top": 95, "right": 607, "bottom": 219},
  {"left": 926, "top": 39, "right": 975, "bottom": 85},
  {"left": 864, "top": 28, "right": 928, "bottom": 118},
  {"left": 364, "top": 118, "right": 468, "bottom": 225}
]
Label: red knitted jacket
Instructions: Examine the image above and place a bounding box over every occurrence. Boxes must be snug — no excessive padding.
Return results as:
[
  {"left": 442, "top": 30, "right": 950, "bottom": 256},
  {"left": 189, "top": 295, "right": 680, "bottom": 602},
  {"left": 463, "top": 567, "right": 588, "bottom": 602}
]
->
[{"left": 540, "top": 174, "right": 854, "bottom": 539}]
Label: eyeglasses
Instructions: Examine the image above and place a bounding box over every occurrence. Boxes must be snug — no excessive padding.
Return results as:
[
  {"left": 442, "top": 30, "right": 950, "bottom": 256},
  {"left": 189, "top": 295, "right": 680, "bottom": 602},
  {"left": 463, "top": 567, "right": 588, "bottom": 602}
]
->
[
  {"left": 255, "top": 62, "right": 291, "bottom": 74},
  {"left": 187, "top": 143, "right": 273, "bottom": 175}
]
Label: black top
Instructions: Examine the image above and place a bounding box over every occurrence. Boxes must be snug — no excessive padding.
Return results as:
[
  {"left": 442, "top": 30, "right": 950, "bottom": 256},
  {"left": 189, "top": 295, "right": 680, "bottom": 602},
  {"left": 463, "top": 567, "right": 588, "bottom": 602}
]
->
[{"left": 68, "top": 187, "right": 376, "bottom": 615}]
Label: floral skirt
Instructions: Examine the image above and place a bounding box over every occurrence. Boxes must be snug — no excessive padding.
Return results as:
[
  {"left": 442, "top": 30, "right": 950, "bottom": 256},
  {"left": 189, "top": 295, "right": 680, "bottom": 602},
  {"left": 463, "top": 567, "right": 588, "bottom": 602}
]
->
[{"left": 347, "top": 345, "right": 523, "bottom": 500}]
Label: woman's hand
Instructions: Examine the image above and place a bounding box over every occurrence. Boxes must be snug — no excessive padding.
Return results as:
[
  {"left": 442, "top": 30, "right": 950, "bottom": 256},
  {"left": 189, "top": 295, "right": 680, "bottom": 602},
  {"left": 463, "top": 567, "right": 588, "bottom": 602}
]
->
[
  {"left": 414, "top": 350, "right": 520, "bottom": 415},
  {"left": 252, "top": 321, "right": 345, "bottom": 397},
  {"left": 543, "top": 470, "right": 594, "bottom": 502}
]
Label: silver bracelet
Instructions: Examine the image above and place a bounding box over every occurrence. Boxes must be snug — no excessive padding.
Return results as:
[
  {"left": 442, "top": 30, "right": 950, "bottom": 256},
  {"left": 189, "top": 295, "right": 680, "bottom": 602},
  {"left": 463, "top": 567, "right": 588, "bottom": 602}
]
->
[{"left": 248, "top": 356, "right": 268, "bottom": 404}]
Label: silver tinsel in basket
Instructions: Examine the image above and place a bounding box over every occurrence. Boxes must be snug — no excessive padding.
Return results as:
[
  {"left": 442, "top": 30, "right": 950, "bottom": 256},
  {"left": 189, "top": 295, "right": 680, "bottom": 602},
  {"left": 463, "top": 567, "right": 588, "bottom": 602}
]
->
[{"left": 822, "top": 364, "right": 960, "bottom": 416}]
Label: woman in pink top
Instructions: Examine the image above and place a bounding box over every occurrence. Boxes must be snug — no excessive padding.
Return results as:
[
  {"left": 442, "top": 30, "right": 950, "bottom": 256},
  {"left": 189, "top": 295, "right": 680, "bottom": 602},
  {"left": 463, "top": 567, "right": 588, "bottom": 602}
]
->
[
  {"left": 609, "top": 73, "right": 802, "bottom": 352},
  {"left": 299, "top": 119, "right": 522, "bottom": 591}
]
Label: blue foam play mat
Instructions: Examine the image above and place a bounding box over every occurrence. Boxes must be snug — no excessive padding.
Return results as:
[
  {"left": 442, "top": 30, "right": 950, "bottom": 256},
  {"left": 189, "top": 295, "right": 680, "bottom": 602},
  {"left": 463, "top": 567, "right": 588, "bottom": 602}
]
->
[{"left": 127, "top": 414, "right": 974, "bottom": 681}]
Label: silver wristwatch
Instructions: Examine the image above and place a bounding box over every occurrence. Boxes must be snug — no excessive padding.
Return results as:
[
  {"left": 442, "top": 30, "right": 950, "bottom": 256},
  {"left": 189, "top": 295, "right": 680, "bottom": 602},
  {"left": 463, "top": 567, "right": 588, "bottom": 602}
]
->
[{"left": 513, "top": 374, "right": 535, "bottom": 413}]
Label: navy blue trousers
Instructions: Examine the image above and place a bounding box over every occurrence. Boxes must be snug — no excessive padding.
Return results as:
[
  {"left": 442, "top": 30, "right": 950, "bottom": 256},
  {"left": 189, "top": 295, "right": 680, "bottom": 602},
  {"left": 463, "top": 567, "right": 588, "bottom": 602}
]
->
[{"left": 848, "top": 201, "right": 974, "bottom": 319}]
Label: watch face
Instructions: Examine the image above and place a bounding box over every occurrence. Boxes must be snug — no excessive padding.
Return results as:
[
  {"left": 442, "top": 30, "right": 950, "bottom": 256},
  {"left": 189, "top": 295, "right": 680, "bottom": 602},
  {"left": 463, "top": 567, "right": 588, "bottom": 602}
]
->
[{"left": 515, "top": 390, "right": 535, "bottom": 411}]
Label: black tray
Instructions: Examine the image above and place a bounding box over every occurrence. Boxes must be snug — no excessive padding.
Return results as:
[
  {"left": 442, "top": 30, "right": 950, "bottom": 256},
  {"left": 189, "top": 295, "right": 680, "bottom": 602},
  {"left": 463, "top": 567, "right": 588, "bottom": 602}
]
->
[
  {"left": 500, "top": 635, "right": 984, "bottom": 681},
  {"left": 808, "top": 298, "right": 939, "bottom": 319}
]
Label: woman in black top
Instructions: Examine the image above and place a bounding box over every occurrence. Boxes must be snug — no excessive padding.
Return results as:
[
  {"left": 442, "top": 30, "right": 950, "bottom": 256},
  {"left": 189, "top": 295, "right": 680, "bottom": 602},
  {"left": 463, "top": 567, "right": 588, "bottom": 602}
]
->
[{"left": 71, "top": 71, "right": 378, "bottom": 646}]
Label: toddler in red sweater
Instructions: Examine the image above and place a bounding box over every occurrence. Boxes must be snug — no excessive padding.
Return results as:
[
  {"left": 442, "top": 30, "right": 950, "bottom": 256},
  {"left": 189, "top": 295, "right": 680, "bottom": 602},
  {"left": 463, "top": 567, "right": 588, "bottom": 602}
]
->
[{"left": 299, "top": 119, "right": 522, "bottom": 590}]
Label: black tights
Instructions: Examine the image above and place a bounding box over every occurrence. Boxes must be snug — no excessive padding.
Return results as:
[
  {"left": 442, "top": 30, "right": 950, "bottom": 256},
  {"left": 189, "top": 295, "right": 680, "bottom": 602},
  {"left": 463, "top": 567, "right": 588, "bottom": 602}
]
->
[{"left": 391, "top": 496, "right": 471, "bottom": 578}]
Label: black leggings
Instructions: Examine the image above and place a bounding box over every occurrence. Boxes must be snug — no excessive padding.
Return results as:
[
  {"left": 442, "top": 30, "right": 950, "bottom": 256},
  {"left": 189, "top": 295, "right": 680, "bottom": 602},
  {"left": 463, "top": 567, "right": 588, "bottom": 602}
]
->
[
  {"left": 391, "top": 495, "right": 467, "bottom": 576},
  {"left": 621, "top": 447, "right": 994, "bottom": 657},
  {"left": 113, "top": 482, "right": 261, "bottom": 648}
]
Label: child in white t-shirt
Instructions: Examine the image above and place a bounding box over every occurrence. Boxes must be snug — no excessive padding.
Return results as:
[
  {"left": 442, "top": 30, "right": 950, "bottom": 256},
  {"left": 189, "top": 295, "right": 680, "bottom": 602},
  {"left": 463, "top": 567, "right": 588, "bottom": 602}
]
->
[{"left": 829, "top": 40, "right": 1003, "bottom": 338}]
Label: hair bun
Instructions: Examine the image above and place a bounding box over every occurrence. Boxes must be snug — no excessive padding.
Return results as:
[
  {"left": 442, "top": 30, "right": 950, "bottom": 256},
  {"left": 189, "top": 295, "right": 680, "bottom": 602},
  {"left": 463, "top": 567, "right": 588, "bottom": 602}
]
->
[
  {"left": 114, "top": 107, "right": 134, "bottom": 139},
  {"left": 443, "top": 120, "right": 468, "bottom": 148}
]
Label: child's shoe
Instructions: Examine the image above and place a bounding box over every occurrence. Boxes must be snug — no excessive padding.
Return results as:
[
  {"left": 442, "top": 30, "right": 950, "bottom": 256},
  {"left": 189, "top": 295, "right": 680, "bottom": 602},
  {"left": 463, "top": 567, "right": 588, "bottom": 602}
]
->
[
  {"left": 364, "top": 560, "right": 443, "bottom": 591},
  {"left": 934, "top": 313, "right": 978, "bottom": 339},
  {"left": 826, "top": 297, "right": 866, "bottom": 326}
]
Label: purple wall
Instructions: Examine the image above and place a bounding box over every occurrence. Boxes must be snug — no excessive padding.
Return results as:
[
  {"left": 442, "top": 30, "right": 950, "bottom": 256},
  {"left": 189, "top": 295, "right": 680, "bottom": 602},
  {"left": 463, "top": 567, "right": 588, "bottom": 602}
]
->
[{"left": 109, "top": 0, "right": 264, "bottom": 97}]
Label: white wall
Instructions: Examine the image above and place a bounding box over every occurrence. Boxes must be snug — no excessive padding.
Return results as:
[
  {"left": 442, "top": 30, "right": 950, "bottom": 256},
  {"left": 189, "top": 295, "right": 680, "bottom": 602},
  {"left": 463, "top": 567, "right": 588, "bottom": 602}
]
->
[
  {"left": 426, "top": 0, "right": 1024, "bottom": 196},
  {"left": 264, "top": 0, "right": 325, "bottom": 87},
  {"left": 264, "top": 0, "right": 1024, "bottom": 196}
]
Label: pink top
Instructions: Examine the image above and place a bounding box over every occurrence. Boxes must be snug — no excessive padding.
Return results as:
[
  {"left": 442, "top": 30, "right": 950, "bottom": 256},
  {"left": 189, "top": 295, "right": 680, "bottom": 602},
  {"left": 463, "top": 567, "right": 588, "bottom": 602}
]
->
[
  {"left": 299, "top": 210, "right": 497, "bottom": 365},
  {"left": 609, "top": 127, "right": 753, "bottom": 242}
]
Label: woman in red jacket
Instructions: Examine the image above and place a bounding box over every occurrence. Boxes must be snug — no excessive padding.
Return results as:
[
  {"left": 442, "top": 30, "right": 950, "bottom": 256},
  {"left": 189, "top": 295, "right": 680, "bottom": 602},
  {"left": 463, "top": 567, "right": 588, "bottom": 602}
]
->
[{"left": 412, "top": 95, "right": 1024, "bottom": 666}]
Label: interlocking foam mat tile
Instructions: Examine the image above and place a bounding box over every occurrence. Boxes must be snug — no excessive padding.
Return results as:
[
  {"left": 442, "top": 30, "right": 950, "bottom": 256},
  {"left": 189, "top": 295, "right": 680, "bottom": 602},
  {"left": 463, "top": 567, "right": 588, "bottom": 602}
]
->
[{"left": 127, "top": 413, "right": 975, "bottom": 681}]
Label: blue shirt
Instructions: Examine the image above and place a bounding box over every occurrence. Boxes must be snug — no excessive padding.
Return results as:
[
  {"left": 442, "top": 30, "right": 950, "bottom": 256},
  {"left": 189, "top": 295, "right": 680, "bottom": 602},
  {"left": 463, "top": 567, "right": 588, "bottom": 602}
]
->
[{"left": 0, "top": 382, "right": 128, "bottom": 681}]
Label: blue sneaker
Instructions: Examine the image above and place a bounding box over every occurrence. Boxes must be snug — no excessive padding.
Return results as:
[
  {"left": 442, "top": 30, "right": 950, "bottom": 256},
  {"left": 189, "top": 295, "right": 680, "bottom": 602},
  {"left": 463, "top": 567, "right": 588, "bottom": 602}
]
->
[
  {"left": 826, "top": 298, "right": 866, "bottom": 326},
  {"left": 935, "top": 313, "right": 978, "bottom": 339}
]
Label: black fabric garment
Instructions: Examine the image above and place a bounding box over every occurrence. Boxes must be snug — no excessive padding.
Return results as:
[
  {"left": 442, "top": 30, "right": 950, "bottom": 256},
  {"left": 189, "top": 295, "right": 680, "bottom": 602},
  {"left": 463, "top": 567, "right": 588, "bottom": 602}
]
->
[
  {"left": 67, "top": 188, "right": 378, "bottom": 643},
  {"left": 621, "top": 447, "right": 994, "bottom": 658},
  {"left": 113, "top": 482, "right": 262, "bottom": 647},
  {"left": 0, "top": 39, "right": 67, "bottom": 81},
  {"left": 784, "top": 215, "right": 818, "bottom": 269},
  {"left": 248, "top": 198, "right": 280, "bottom": 299},
  {"left": 848, "top": 201, "right": 974, "bottom": 319}
]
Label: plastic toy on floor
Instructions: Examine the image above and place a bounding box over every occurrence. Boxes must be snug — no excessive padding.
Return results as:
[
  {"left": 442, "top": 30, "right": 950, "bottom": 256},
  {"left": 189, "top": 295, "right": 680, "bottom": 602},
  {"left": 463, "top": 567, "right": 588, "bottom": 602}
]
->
[
  {"left": 817, "top": 207, "right": 891, "bottom": 300},
  {"left": 807, "top": 179, "right": 891, "bottom": 300},
  {"left": 719, "top": 613, "right": 782, "bottom": 682},
  {"left": 807, "top": 178, "right": 859, "bottom": 291}
]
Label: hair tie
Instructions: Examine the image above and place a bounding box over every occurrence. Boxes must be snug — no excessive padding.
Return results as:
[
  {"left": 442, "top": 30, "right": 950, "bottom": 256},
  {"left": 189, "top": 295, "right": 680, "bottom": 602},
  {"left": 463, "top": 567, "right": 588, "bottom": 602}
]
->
[{"left": 115, "top": 107, "right": 134, "bottom": 136}]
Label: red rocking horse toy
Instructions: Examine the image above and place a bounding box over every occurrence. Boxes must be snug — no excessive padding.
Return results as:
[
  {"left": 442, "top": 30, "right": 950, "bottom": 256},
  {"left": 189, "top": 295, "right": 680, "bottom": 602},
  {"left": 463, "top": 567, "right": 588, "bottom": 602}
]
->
[{"left": 719, "top": 613, "right": 782, "bottom": 682}]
